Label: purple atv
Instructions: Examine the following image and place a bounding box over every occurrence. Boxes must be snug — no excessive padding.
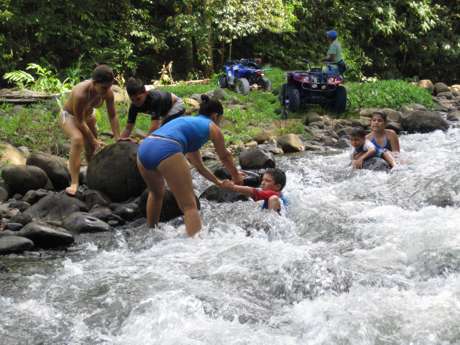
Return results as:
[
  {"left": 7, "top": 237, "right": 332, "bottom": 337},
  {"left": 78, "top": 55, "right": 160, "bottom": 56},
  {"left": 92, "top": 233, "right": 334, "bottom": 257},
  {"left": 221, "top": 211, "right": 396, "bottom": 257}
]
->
[{"left": 280, "top": 61, "right": 347, "bottom": 114}]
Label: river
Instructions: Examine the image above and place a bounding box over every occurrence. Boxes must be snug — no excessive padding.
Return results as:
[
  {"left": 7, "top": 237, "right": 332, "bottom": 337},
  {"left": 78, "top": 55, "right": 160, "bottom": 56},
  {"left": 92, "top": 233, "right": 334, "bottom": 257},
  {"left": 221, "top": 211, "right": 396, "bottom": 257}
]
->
[{"left": 1, "top": 128, "right": 460, "bottom": 345}]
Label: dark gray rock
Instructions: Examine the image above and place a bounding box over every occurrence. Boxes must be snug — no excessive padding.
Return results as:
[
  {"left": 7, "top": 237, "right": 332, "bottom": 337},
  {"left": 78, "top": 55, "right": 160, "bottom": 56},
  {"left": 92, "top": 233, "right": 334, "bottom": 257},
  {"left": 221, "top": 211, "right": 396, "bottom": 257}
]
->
[
  {"left": 5, "top": 223, "right": 23, "bottom": 231},
  {"left": 137, "top": 189, "right": 200, "bottom": 222},
  {"left": 433, "top": 82, "right": 450, "bottom": 95},
  {"left": 363, "top": 157, "right": 390, "bottom": 172},
  {"left": 89, "top": 206, "right": 125, "bottom": 224},
  {"left": 112, "top": 202, "right": 140, "bottom": 221},
  {"left": 0, "top": 236, "right": 34, "bottom": 254},
  {"left": 213, "top": 168, "right": 261, "bottom": 187},
  {"left": 2, "top": 165, "right": 49, "bottom": 195},
  {"left": 26, "top": 152, "right": 70, "bottom": 190},
  {"left": 22, "top": 189, "right": 49, "bottom": 204},
  {"left": 239, "top": 148, "right": 275, "bottom": 170},
  {"left": 80, "top": 189, "right": 111, "bottom": 209},
  {"left": 0, "top": 185, "right": 8, "bottom": 202},
  {"left": 24, "top": 192, "right": 87, "bottom": 222},
  {"left": 10, "top": 212, "right": 33, "bottom": 225},
  {"left": 63, "top": 212, "right": 112, "bottom": 234},
  {"left": 200, "top": 185, "right": 248, "bottom": 203},
  {"left": 87, "top": 142, "right": 146, "bottom": 202},
  {"left": 401, "top": 110, "right": 449, "bottom": 133},
  {"left": 17, "top": 222, "right": 74, "bottom": 249},
  {"left": 8, "top": 200, "right": 31, "bottom": 212}
]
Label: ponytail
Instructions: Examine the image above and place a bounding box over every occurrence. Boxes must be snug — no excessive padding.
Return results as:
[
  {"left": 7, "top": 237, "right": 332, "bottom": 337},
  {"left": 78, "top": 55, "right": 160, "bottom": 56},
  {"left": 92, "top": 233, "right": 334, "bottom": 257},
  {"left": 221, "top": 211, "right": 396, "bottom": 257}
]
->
[{"left": 199, "top": 94, "right": 223, "bottom": 116}]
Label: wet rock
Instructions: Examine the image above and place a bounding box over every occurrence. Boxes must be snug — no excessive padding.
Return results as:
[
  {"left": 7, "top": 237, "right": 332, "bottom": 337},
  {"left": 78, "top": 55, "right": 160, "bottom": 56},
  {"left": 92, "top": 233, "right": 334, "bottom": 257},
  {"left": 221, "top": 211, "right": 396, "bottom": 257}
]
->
[
  {"left": 22, "top": 189, "right": 49, "bottom": 205},
  {"left": 137, "top": 189, "right": 200, "bottom": 222},
  {"left": 401, "top": 110, "right": 449, "bottom": 133},
  {"left": 24, "top": 191, "right": 87, "bottom": 222},
  {"left": 89, "top": 206, "right": 125, "bottom": 225},
  {"left": 258, "top": 143, "right": 284, "bottom": 155},
  {"left": 200, "top": 185, "right": 248, "bottom": 203},
  {"left": 17, "top": 221, "right": 74, "bottom": 249},
  {"left": 335, "top": 138, "right": 350, "bottom": 149},
  {"left": 363, "top": 157, "right": 390, "bottom": 172},
  {"left": 0, "top": 185, "right": 8, "bottom": 202},
  {"left": 433, "top": 82, "right": 450, "bottom": 95},
  {"left": 87, "top": 142, "right": 146, "bottom": 202},
  {"left": 2, "top": 165, "right": 49, "bottom": 195},
  {"left": 0, "top": 204, "right": 15, "bottom": 219},
  {"left": 63, "top": 212, "right": 112, "bottom": 234},
  {"left": 0, "top": 142, "right": 26, "bottom": 167},
  {"left": 277, "top": 134, "right": 305, "bottom": 153},
  {"left": 8, "top": 200, "right": 31, "bottom": 212},
  {"left": 79, "top": 189, "right": 111, "bottom": 209},
  {"left": 10, "top": 212, "right": 32, "bottom": 225},
  {"left": 245, "top": 140, "right": 258, "bottom": 149},
  {"left": 0, "top": 236, "right": 34, "bottom": 254},
  {"left": 447, "top": 110, "right": 460, "bottom": 122},
  {"left": 112, "top": 202, "right": 140, "bottom": 221},
  {"left": 239, "top": 148, "right": 275, "bottom": 170},
  {"left": 417, "top": 79, "right": 434, "bottom": 93},
  {"left": 5, "top": 223, "right": 23, "bottom": 231},
  {"left": 386, "top": 121, "right": 402, "bottom": 133},
  {"left": 26, "top": 152, "right": 70, "bottom": 190},
  {"left": 401, "top": 103, "right": 426, "bottom": 113},
  {"left": 214, "top": 168, "right": 261, "bottom": 187},
  {"left": 436, "top": 91, "right": 453, "bottom": 99}
]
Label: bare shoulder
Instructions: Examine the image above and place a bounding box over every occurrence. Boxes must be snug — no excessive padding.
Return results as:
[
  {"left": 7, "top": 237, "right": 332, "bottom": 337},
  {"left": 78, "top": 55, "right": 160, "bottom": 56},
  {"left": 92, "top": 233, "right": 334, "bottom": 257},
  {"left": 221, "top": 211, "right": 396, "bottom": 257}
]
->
[
  {"left": 385, "top": 129, "right": 398, "bottom": 138},
  {"left": 70, "top": 80, "right": 90, "bottom": 101},
  {"left": 104, "top": 87, "right": 115, "bottom": 101}
]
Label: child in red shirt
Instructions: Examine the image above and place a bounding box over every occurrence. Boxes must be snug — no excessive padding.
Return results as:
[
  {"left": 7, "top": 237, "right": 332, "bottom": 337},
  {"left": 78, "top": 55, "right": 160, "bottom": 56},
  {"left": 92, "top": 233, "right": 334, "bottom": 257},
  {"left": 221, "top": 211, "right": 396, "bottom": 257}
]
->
[{"left": 221, "top": 168, "right": 287, "bottom": 213}]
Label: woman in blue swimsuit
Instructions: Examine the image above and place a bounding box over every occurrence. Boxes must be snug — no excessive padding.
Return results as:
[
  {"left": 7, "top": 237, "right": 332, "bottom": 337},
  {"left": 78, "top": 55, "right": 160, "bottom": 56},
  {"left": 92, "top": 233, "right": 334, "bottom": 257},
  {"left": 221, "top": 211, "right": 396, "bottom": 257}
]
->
[
  {"left": 366, "top": 111, "right": 400, "bottom": 168},
  {"left": 137, "top": 95, "right": 243, "bottom": 237}
]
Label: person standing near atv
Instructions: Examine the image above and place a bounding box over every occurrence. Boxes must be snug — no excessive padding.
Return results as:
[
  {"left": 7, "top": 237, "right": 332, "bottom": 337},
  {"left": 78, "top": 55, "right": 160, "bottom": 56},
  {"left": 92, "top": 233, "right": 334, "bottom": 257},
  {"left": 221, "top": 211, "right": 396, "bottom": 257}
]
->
[
  {"left": 323, "top": 30, "right": 346, "bottom": 75},
  {"left": 120, "top": 78, "right": 185, "bottom": 139}
]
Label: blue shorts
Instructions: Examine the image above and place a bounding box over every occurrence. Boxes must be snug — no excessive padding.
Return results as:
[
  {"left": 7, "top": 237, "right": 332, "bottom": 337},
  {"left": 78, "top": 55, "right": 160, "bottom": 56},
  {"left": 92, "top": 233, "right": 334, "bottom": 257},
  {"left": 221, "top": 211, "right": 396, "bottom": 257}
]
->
[{"left": 137, "top": 136, "right": 182, "bottom": 170}]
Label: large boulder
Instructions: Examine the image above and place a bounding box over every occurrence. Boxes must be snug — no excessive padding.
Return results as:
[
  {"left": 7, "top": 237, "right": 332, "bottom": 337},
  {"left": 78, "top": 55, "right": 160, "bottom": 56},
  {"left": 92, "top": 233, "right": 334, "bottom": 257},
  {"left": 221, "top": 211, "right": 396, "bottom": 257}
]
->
[
  {"left": 24, "top": 191, "right": 87, "bottom": 222},
  {"left": 87, "top": 142, "right": 146, "bottom": 202},
  {"left": 200, "top": 185, "right": 248, "bottom": 203},
  {"left": 433, "top": 82, "right": 450, "bottom": 95},
  {"left": 417, "top": 79, "right": 434, "bottom": 93},
  {"left": 137, "top": 189, "right": 200, "bottom": 222},
  {"left": 0, "top": 236, "right": 34, "bottom": 255},
  {"left": 363, "top": 157, "right": 390, "bottom": 172},
  {"left": 63, "top": 212, "right": 112, "bottom": 234},
  {"left": 17, "top": 222, "right": 74, "bottom": 249},
  {"left": 401, "top": 110, "right": 449, "bottom": 133},
  {"left": 277, "top": 134, "right": 305, "bottom": 153},
  {"left": 214, "top": 168, "right": 261, "bottom": 187},
  {"left": 239, "top": 148, "right": 275, "bottom": 170},
  {"left": 0, "top": 143, "right": 26, "bottom": 167},
  {"left": 2, "top": 165, "right": 49, "bottom": 195},
  {"left": 26, "top": 152, "right": 70, "bottom": 190}
]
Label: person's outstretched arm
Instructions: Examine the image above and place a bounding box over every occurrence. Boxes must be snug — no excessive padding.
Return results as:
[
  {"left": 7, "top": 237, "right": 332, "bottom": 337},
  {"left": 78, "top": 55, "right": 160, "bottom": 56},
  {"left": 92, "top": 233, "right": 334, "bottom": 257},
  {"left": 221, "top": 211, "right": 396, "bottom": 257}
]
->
[
  {"left": 221, "top": 180, "right": 253, "bottom": 196},
  {"left": 209, "top": 123, "right": 243, "bottom": 185},
  {"left": 186, "top": 151, "right": 222, "bottom": 186}
]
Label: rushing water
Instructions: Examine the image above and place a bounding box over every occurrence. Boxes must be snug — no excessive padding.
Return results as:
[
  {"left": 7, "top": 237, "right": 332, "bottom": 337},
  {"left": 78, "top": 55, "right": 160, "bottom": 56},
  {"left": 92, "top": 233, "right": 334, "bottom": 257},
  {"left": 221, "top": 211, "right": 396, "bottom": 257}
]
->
[{"left": 1, "top": 128, "right": 460, "bottom": 345}]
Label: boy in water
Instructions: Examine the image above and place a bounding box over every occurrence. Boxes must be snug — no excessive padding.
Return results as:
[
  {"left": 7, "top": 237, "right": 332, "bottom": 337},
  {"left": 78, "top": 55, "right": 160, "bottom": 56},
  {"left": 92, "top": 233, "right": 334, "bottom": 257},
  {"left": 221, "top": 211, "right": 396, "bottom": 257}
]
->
[
  {"left": 120, "top": 78, "right": 185, "bottom": 138},
  {"left": 222, "top": 168, "right": 287, "bottom": 213},
  {"left": 60, "top": 64, "right": 120, "bottom": 196},
  {"left": 350, "top": 127, "right": 376, "bottom": 169}
]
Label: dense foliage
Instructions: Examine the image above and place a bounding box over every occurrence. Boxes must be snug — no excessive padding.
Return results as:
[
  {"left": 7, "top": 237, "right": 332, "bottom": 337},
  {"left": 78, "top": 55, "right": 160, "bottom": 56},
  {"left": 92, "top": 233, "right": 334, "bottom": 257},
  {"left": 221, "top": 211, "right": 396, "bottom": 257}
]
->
[{"left": 0, "top": 0, "right": 459, "bottom": 84}]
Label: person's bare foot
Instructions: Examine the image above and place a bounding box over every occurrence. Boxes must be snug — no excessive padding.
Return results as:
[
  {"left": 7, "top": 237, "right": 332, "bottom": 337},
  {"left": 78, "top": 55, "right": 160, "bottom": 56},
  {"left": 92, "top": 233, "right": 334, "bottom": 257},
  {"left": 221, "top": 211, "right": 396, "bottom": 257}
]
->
[{"left": 65, "top": 184, "right": 78, "bottom": 196}]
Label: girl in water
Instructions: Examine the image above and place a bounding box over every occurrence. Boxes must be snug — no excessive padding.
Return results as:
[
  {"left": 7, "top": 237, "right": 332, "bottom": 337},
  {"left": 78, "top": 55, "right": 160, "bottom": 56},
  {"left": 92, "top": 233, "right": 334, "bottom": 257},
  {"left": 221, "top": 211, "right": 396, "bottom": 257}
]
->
[
  {"left": 137, "top": 95, "right": 243, "bottom": 237},
  {"left": 366, "top": 111, "right": 400, "bottom": 168}
]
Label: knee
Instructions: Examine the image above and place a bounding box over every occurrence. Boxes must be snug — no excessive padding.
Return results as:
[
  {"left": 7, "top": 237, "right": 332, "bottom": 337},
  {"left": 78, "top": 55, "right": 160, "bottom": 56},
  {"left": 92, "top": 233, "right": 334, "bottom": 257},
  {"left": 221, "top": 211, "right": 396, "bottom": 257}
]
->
[
  {"left": 71, "top": 135, "right": 85, "bottom": 150},
  {"left": 268, "top": 196, "right": 281, "bottom": 210}
]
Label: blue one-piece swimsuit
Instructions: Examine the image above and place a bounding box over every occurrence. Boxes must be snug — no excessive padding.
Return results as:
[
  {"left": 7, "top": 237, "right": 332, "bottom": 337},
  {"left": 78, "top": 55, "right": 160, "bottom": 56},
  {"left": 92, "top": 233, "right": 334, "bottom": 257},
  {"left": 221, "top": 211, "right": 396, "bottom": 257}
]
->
[{"left": 371, "top": 136, "right": 392, "bottom": 157}]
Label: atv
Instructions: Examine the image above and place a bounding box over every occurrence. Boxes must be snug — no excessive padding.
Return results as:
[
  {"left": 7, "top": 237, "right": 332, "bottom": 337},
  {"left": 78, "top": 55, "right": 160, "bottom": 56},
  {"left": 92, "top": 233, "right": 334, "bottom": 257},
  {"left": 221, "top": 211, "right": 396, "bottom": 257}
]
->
[
  {"left": 218, "top": 58, "right": 272, "bottom": 95},
  {"left": 280, "top": 60, "right": 347, "bottom": 114}
]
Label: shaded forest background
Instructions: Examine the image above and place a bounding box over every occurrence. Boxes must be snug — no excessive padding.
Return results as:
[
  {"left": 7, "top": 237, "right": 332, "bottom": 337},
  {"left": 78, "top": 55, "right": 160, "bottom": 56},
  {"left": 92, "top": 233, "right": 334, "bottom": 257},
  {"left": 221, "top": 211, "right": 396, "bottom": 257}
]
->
[{"left": 1, "top": 0, "right": 459, "bottom": 85}]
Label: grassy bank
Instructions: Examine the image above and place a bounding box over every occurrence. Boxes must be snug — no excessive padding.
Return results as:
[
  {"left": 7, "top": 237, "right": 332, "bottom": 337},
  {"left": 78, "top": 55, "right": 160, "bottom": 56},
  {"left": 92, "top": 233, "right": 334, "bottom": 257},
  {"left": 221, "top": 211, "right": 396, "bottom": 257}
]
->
[{"left": 0, "top": 67, "right": 434, "bottom": 155}]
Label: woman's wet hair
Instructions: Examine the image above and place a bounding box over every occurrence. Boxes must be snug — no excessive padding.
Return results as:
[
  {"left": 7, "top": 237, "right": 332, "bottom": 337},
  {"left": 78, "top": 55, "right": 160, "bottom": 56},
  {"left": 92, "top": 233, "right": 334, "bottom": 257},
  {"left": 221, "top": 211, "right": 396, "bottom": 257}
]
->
[
  {"left": 92, "top": 64, "right": 114, "bottom": 84},
  {"left": 199, "top": 94, "right": 224, "bottom": 116},
  {"left": 265, "top": 168, "right": 287, "bottom": 190},
  {"left": 371, "top": 111, "right": 387, "bottom": 122},
  {"left": 350, "top": 127, "right": 367, "bottom": 138},
  {"left": 126, "top": 77, "right": 146, "bottom": 96}
]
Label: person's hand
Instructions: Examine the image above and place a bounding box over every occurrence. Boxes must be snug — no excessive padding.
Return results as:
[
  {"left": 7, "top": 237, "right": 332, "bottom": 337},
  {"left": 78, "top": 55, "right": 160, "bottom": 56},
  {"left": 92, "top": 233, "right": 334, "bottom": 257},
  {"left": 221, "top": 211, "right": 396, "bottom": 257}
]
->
[
  {"left": 221, "top": 179, "right": 234, "bottom": 190},
  {"left": 352, "top": 158, "right": 363, "bottom": 169},
  {"left": 118, "top": 137, "right": 136, "bottom": 143}
]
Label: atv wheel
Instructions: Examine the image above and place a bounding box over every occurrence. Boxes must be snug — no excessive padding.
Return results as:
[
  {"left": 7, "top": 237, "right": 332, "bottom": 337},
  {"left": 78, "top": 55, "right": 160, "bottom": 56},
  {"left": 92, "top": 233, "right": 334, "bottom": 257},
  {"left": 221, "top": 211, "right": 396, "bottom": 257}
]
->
[
  {"left": 287, "top": 85, "right": 300, "bottom": 112},
  {"left": 235, "top": 78, "right": 250, "bottom": 95},
  {"left": 331, "top": 86, "right": 347, "bottom": 114},
  {"left": 218, "top": 75, "right": 228, "bottom": 88},
  {"left": 261, "top": 77, "right": 272, "bottom": 91}
]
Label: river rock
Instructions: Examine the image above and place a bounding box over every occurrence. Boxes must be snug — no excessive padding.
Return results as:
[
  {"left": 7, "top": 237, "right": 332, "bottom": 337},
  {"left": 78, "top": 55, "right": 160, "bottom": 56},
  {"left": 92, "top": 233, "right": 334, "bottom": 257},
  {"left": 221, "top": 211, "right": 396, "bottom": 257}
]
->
[
  {"left": 417, "top": 79, "right": 434, "bottom": 92},
  {"left": 79, "top": 189, "right": 111, "bottom": 209},
  {"left": 10, "top": 212, "right": 33, "bottom": 225},
  {"left": 433, "top": 82, "right": 450, "bottom": 95},
  {"left": 0, "top": 185, "right": 8, "bottom": 202},
  {"left": 112, "top": 202, "right": 140, "bottom": 221},
  {"left": 253, "top": 130, "right": 274, "bottom": 144},
  {"left": 87, "top": 142, "right": 146, "bottom": 202},
  {"left": 401, "top": 103, "right": 426, "bottom": 113},
  {"left": 137, "top": 189, "right": 200, "bottom": 222},
  {"left": 0, "top": 143, "right": 26, "bottom": 167},
  {"left": 89, "top": 206, "right": 125, "bottom": 225},
  {"left": 200, "top": 185, "right": 249, "bottom": 203},
  {"left": 0, "top": 236, "right": 34, "bottom": 254},
  {"left": 211, "top": 88, "right": 228, "bottom": 101},
  {"left": 26, "top": 152, "right": 70, "bottom": 190},
  {"left": 214, "top": 167, "right": 261, "bottom": 187},
  {"left": 436, "top": 91, "right": 453, "bottom": 99},
  {"left": 63, "top": 212, "right": 112, "bottom": 234},
  {"left": 386, "top": 121, "right": 401, "bottom": 133},
  {"left": 8, "top": 200, "right": 31, "bottom": 212},
  {"left": 277, "top": 134, "right": 305, "bottom": 153},
  {"left": 22, "top": 189, "right": 49, "bottom": 205},
  {"left": 363, "top": 157, "right": 390, "bottom": 172},
  {"left": 5, "top": 223, "right": 23, "bottom": 231},
  {"left": 2, "top": 165, "right": 49, "bottom": 195},
  {"left": 24, "top": 191, "right": 87, "bottom": 222},
  {"left": 183, "top": 98, "right": 200, "bottom": 113},
  {"left": 239, "top": 148, "right": 275, "bottom": 170},
  {"left": 401, "top": 110, "right": 449, "bottom": 133},
  {"left": 17, "top": 222, "right": 74, "bottom": 249},
  {"left": 447, "top": 110, "right": 460, "bottom": 121}
]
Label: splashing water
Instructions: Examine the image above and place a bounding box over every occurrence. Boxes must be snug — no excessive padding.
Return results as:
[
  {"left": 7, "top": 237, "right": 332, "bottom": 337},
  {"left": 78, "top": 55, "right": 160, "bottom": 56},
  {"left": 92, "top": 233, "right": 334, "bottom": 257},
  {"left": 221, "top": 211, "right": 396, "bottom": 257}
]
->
[{"left": 1, "top": 129, "right": 460, "bottom": 345}]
